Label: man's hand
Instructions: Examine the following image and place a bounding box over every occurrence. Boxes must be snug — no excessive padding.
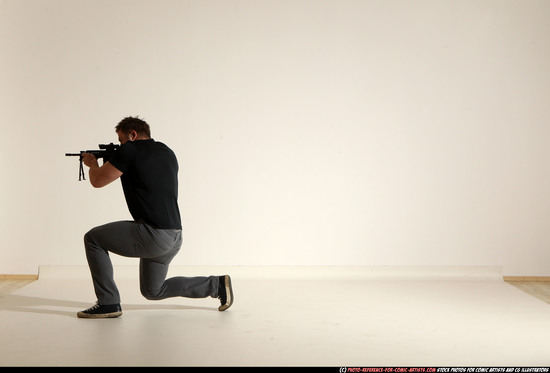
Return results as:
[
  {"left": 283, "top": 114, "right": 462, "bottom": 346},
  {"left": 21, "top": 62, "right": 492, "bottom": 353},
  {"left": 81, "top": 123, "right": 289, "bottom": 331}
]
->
[
  {"left": 81, "top": 152, "right": 99, "bottom": 169},
  {"left": 80, "top": 152, "right": 122, "bottom": 188}
]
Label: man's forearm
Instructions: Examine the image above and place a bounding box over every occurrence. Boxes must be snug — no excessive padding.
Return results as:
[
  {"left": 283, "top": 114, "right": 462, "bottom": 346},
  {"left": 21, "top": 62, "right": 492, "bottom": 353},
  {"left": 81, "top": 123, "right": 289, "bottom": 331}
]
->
[
  {"left": 86, "top": 161, "right": 123, "bottom": 188},
  {"left": 88, "top": 164, "right": 101, "bottom": 187}
]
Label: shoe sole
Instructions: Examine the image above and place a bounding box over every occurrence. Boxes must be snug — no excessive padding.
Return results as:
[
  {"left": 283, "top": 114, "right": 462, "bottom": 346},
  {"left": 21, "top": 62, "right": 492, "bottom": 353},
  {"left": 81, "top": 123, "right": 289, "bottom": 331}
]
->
[
  {"left": 77, "top": 311, "right": 122, "bottom": 319},
  {"left": 218, "top": 275, "right": 234, "bottom": 311}
]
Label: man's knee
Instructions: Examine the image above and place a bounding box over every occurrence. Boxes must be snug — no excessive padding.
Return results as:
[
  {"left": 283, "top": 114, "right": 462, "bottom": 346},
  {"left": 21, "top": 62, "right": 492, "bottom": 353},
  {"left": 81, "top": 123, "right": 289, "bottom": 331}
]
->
[
  {"left": 83, "top": 229, "right": 93, "bottom": 247},
  {"left": 83, "top": 227, "right": 99, "bottom": 248},
  {"left": 140, "top": 286, "right": 163, "bottom": 300}
]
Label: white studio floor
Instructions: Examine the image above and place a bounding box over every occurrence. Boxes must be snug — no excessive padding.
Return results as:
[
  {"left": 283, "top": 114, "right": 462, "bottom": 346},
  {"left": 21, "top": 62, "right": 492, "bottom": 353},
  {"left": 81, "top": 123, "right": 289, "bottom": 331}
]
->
[{"left": 1, "top": 265, "right": 550, "bottom": 367}]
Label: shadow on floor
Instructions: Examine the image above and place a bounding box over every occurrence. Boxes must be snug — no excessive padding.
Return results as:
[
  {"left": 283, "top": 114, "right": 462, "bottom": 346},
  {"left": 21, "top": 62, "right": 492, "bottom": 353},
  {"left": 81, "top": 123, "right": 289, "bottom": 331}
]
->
[{"left": 0, "top": 294, "right": 217, "bottom": 318}]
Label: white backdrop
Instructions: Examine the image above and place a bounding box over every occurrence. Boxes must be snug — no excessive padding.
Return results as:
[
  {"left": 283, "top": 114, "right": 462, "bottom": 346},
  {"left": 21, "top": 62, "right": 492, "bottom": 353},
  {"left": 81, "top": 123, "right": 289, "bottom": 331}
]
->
[{"left": 1, "top": 0, "right": 549, "bottom": 275}]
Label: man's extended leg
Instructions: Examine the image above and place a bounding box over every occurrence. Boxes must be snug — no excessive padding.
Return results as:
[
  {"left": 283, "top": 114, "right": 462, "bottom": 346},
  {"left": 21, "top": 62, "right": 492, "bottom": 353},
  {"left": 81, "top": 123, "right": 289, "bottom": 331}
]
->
[
  {"left": 140, "top": 259, "right": 233, "bottom": 311},
  {"left": 139, "top": 258, "right": 219, "bottom": 300},
  {"left": 81, "top": 220, "right": 233, "bottom": 316}
]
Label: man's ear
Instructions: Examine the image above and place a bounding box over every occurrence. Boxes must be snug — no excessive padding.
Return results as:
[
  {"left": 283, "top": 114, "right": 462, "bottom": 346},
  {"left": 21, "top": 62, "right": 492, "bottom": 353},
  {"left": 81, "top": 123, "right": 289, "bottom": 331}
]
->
[{"left": 130, "top": 130, "right": 138, "bottom": 141}]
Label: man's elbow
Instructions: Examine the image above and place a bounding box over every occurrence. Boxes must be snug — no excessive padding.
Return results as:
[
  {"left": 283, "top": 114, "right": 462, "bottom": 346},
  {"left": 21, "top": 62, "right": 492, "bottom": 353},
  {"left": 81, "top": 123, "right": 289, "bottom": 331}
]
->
[
  {"left": 90, "top": 178, "right": 106, "bottom": 188},
  {"left": 89, "top": 172, "right": 111, "bottom": 188},
  {"left": 88, "top": 163, "right": 122, "bottom": 188}
]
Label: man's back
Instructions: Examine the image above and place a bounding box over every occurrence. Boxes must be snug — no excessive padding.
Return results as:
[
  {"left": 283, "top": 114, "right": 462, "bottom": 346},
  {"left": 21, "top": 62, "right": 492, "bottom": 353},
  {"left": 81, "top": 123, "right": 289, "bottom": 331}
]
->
[{"left": 109, "top": 139, "right": 182, "bottom": 229}]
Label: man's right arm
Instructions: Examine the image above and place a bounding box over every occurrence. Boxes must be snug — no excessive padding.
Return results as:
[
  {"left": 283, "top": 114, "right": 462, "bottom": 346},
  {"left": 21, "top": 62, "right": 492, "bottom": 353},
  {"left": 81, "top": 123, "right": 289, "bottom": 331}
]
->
[{"left": 81, "top": 153, "right": 123, "bottom": 188}]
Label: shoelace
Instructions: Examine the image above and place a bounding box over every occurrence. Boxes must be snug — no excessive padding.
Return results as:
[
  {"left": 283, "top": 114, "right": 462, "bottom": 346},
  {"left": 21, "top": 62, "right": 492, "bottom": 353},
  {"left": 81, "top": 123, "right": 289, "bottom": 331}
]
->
[{"left": 84, "top": 303, "right": 101, "bottom": 312}]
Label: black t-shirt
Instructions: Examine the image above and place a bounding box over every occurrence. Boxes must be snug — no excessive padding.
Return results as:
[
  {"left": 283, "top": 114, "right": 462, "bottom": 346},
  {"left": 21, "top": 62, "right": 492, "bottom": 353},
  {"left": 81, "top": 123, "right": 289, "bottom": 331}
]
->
[{"left": 108, "top": 139, "right": 182, "bottom": 229}]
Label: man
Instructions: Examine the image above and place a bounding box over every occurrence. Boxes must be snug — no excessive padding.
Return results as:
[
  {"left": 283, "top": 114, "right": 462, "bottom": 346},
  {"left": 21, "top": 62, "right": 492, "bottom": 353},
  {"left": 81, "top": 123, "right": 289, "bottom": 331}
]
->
[{"left": 78, "top": 116, "right": 233, "bottom": 318}]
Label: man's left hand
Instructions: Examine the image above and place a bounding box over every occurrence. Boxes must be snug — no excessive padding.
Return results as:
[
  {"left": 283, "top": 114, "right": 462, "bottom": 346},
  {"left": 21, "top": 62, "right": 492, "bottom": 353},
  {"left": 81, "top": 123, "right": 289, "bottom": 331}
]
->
[{"left": 81, "top": 153, "right": 99, "bottom": 168}]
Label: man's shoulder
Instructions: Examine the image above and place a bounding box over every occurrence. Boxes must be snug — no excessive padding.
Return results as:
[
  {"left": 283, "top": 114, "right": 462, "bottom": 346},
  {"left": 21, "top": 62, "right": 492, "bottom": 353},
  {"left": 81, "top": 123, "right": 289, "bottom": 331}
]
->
[
  {"left": 152, "top": 141, "right": 176, "bottom": 155},
  {"left": 134, "top": 139, "right": 169, "bottom": 148},
  {"left": 123, "top": 140, "right": 175, "bottom": 158}
]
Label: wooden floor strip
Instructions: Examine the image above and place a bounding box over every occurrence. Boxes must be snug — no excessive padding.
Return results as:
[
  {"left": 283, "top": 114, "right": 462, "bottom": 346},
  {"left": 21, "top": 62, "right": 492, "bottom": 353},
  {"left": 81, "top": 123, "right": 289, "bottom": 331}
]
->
[
  {"left": 503, "top": 276, "right": 550, "bottom": 282},
  {"left": 0, "top": 274, "right": 38, "bottom": 280}
]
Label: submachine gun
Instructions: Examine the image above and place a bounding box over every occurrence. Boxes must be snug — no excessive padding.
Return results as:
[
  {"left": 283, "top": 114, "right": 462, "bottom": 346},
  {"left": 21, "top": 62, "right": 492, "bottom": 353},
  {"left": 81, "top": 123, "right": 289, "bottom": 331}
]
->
[{"left": 65, "top": 143, "right": 120, "bottom": 181}]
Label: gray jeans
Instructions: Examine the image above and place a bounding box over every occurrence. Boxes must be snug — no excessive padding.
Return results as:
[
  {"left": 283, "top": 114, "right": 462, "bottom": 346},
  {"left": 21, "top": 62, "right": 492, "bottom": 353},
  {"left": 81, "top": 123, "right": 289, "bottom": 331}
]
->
[{"left": 84, "top": 221, "right": 219, "bottom": 305}]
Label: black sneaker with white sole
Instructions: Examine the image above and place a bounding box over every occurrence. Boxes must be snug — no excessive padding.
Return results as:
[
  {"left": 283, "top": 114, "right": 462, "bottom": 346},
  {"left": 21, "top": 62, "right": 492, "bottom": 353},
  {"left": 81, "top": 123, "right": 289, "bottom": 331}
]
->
[
  {"left": 77, "top": 303, "right": 122, "bottom": 318},
  {"left": 218, "top": 275, "right": 234, "bottom": 311}
]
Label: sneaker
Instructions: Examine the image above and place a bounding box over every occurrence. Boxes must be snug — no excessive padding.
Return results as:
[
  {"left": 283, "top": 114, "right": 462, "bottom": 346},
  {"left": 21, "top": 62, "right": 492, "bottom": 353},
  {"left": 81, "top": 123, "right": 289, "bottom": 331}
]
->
[
  {"left": 77, "top": 303, "right": 122, "bottom": 319},
  {"left": 218, "top": 275, "right": 234, "bottom": 311}
]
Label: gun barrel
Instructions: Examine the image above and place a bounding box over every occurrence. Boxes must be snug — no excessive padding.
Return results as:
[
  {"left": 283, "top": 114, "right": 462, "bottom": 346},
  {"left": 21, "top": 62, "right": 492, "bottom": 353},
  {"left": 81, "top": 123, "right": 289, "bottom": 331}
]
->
[{"left": 66, "top": 143, "right": 119, "bottom": 181}]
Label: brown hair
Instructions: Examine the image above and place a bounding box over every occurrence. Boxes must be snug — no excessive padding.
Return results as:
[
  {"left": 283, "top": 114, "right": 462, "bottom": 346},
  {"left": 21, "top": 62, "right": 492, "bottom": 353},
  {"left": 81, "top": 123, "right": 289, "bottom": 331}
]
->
[{"left": 115, "top": 116, "right": 151, "bottom": 138}]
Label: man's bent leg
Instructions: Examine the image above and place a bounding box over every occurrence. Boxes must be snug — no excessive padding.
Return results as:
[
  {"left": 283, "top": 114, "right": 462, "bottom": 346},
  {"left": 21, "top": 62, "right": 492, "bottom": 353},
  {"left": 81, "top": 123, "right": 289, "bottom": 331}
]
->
[
  {"left": 84, "top": 221, "right": 230, "bottom": 311},
  {"left": 83, "top": 221, "right": 142, "bottom": 305}
]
